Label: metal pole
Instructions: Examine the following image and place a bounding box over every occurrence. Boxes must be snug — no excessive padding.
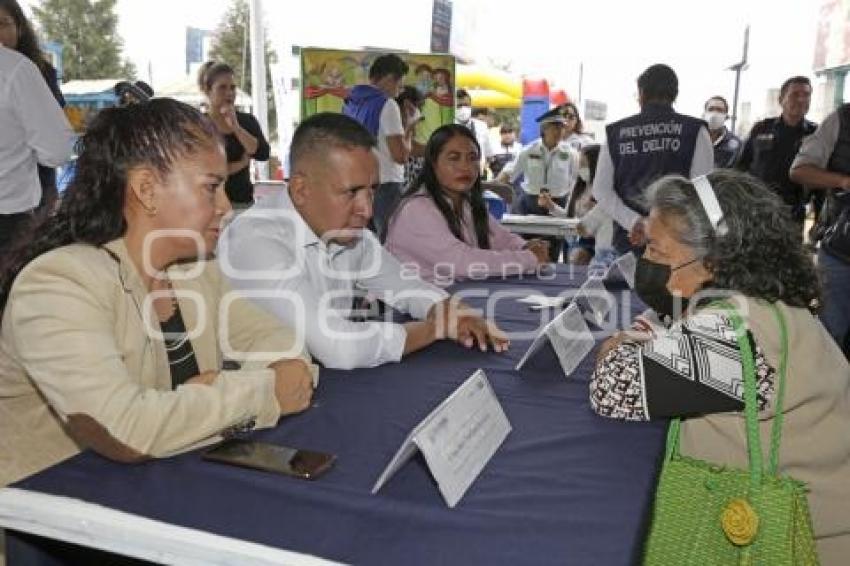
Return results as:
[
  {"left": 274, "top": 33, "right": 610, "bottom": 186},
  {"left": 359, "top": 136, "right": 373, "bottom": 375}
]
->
[
  {"left": 249, "top": 0, "right": 269, "bottom": 179},
  {"left": 731, "top": 66, "right": 741, "bottom": 135},
  {"left": 578, "top": 62, "right": 583, "bottom": 106},
  {"left": 729, "top": 25, "right": 749, "bottom": 136}
]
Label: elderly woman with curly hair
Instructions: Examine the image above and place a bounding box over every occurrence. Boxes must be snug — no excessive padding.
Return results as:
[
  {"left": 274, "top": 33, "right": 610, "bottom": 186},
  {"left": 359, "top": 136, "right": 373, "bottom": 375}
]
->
[{"left": 589, "top": 169, "right": 850, "bottom": 562}]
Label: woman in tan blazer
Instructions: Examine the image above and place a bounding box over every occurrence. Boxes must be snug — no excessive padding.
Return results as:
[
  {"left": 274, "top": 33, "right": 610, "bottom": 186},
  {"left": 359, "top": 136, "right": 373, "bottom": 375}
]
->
[{"left": 0, "top": 98, "right": 317, "bottom": 488}]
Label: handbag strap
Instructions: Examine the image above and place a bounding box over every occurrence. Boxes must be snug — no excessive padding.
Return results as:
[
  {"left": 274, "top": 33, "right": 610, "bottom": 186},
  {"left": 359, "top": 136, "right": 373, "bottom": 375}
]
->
[
  {"left": 766, "top": 302, "right": 789, "bottom": 476},
  {"left": 721, "top": 302, "right": 764, "bottom": 486},
  {"left": 663, "top": 300, "right": 790, "bottom": 484}
]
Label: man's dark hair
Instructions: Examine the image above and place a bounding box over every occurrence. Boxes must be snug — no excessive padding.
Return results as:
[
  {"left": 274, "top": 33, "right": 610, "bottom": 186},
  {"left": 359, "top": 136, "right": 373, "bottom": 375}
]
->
[
  {"left": 779, "top": 76, "right": 811, "bottom": 99},
  {"left": 368, "top": 54, "right": 409, "bottom": 81},
  {"left": 472, "top": 108, "right": 489, "bottom": 118},
  {"left": 637, "top": 64, "right": 679, "bottom": 103},
  {"left": 704, "top": 95, "right": 729, "bottom": 113},
  {"left": 456, "top": 88, "right": 470, "bottom": 101},
  {"left": 289, "top": 113, "right": 376, "bottom": 172}
]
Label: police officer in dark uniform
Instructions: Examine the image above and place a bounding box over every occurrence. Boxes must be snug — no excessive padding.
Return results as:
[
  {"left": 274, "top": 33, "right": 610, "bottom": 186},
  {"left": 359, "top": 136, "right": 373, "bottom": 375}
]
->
[
  {"left": 737, "top": 76, "right": 817, "bottom": 226},
  {"left": 790, "top": 103, "right": 850, "bottom": 358},
  {"left": 593, "top": 64, "right": 713, "bottom": 253},
  {"left": 703, "top": 95, "right": 742, "bottom": 168}
]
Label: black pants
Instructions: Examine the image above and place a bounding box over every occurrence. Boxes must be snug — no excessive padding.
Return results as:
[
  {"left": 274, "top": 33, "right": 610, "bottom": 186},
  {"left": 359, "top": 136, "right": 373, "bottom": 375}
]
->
[
  {"left": 518, "top": 193, "right": 566, "bottom": 262},
  {"left": 0, "top": 212, "right": 33, "bottom": 260}
]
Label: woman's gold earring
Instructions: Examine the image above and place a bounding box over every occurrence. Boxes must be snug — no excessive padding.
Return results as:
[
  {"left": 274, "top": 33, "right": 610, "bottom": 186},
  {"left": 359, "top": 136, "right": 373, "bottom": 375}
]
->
[{"left": 146, "top": 204, "right": 158, "bottom": 217}]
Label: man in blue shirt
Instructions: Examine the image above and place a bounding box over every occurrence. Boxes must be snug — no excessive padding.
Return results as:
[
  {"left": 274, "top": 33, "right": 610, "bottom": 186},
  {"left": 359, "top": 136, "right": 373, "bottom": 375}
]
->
[
  {"left": 343, "top": 54, "right": 415, "bottom": 236},
  {"left": 703, "top": 96, "right": 742, "bottom": 168}
]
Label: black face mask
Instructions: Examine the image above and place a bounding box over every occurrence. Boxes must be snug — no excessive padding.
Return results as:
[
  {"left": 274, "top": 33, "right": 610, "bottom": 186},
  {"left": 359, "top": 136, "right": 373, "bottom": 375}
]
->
[{"left": 634, "top": 256, "right": 698, "bottom": 320}]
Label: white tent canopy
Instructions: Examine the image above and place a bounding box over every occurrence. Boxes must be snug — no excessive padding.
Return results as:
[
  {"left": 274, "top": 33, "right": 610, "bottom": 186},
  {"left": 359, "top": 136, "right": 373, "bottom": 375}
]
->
[{"left": 157, "top": 77, "right": 252, "bottom": 111}]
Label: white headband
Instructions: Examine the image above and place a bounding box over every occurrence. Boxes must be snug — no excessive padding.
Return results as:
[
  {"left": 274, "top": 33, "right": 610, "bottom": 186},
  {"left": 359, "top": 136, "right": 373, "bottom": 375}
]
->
[{"left": 691, "top": 175, "right": 727, "bottom": 236}]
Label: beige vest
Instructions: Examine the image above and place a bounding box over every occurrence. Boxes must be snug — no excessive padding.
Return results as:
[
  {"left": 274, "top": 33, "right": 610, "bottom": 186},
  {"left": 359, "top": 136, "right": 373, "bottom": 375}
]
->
[{"left": 680, "top": 297, "right": 850, "bottom": 564}]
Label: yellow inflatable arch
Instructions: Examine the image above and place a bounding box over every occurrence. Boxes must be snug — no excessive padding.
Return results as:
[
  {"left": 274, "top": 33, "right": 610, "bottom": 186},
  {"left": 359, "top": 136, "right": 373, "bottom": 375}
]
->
[{"left": 456, "top": 65, "right": 522, "bottom": 109}]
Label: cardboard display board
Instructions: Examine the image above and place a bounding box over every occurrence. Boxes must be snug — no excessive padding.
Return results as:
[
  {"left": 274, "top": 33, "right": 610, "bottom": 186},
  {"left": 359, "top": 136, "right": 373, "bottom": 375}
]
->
[{"left": 301, "top": 48, "right": 456, "bottom": 143}]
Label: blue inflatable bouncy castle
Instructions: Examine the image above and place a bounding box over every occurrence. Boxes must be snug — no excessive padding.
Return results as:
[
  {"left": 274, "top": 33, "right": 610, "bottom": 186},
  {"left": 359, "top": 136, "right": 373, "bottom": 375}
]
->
[{"left": 519, "top": 79, "right": 549, "bottom": 145}]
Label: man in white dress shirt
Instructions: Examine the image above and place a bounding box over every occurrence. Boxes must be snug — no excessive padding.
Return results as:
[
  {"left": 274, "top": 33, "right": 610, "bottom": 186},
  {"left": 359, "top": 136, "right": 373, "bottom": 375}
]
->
[
  {"left": 0, "top": 45, "right": 74, "bottom": 254},
  {"left": 220, "top": 113, "right": 508, "bottom": 370}
]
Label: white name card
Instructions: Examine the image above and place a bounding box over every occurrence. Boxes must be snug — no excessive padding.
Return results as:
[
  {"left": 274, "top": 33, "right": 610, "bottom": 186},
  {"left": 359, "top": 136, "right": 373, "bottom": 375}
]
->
[
  {"left": 372, "top": 370, "right": 511, "bottom": 508},
  {"left": 516, "top": 294, "right": 567, "bottom": 310},
  {"left": 575, "top": 275, "right": 613, "bottom": 327},
  {"left": 515, "top": 303, "right": 595, "bottom": 377}
]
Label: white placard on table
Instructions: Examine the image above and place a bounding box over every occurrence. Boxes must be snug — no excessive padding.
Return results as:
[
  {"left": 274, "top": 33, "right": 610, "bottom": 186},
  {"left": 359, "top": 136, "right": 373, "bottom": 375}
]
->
[
  {"left": 575, "top": 275, "right": 614, "bottom": 327},
  {"left": 545, "top": 303, "right": 597, "bottom": 376},
  {"left": 515, "top": 303, "right": 596, "bottom": 376},
  {"left": 516, "top": 294, "right": 567, "bottom": 310},
  {"left": 372, "top": 370, "right": 511, "bottom": 508},
  {"left": 605, "top": 252, "right": 637, "bottom": 289}
]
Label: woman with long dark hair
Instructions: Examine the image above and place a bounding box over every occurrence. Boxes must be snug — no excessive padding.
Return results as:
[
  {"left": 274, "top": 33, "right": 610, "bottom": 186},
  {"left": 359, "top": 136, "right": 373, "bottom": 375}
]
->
[
  {"left": 385, "top": 124, "right": 548, "bottom": 285},
  {"left": 0, "top": 98, "right": 315, "bottom": 488},
  {"left": 0, "top": 0, "right": 66, "bottom": 211}
]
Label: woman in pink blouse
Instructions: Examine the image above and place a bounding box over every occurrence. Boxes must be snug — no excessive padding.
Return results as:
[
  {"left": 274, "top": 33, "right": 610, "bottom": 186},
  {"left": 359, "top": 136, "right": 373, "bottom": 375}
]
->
[{"left": 385, "top": 124, "right": 549, "bottom": 285}]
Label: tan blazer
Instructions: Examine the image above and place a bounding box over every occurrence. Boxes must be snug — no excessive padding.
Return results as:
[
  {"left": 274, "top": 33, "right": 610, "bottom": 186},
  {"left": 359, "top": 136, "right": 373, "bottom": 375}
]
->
[
  {"left": 680, "top": 297, "right": 850, "bottom": 564},
  {"left": 0, "top": 239, "right": 317, "bottom": 487}
]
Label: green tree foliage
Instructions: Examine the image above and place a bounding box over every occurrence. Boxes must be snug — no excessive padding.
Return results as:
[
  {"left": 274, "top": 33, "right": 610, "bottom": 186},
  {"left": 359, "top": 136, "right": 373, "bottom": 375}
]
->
[
  {"left": 208, "top": 0, "right": 278, "bottom": 139},
  {"left": 33, "top": 0, "right": 136, "bottom": 81}
]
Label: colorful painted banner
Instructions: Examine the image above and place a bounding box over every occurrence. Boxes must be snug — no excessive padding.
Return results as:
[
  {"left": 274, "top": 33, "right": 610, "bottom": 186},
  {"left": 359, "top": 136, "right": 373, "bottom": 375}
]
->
[{"left": 301, "top": 48, "right": 456, "bottom": 143}]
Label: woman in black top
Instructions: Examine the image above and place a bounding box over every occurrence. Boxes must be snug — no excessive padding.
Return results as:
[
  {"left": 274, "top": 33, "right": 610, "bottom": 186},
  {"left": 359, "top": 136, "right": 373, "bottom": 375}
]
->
[{"left": 197, "top": 61, "right": 270, "bottom": 206}]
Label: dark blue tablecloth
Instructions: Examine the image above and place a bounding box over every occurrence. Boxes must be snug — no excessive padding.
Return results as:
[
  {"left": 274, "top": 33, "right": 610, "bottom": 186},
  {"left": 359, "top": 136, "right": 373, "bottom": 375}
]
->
[{"left": 8, "top": 266, "right": 666, "bottom": 565}]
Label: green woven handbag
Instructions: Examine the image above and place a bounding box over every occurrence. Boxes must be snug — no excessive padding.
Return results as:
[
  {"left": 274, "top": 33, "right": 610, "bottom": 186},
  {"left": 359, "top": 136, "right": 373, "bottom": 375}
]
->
[{"left": 643, "top": 302, "right": 820, "bottom": 565}]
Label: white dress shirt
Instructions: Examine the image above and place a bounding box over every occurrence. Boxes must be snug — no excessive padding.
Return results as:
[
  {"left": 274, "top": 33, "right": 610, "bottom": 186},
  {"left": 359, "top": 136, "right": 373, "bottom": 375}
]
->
[
  {"left": 592, "top": 126, "right": 713, "bottom": 231},
  {"left": 219, "top": 189, "right": 448, "bottom": 370},
  {"left": 0, "top": 47, "right": 74, "bottom": 214}
]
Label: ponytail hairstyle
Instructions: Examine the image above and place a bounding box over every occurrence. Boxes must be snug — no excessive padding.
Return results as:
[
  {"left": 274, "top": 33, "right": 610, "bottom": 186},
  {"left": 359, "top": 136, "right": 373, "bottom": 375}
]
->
[
  {"left": 197, "top": 60, "right": 235, "bottom": 94},
  {"left": 0, "top": 98, "right": 220, "bottom": 318},
  {"left": 394, "top": 124, "right": 490, "bottom": 249}
]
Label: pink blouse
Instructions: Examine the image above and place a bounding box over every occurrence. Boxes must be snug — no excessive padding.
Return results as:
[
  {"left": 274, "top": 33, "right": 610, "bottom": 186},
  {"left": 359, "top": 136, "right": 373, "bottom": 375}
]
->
[{"left": 385, "top": 192, "right": 539, "bottom": 285}]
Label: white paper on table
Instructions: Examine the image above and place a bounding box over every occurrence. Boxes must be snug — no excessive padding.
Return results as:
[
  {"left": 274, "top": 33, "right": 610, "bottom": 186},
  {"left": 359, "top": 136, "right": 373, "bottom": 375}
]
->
[
  {"left": 606, "top": 252, "right": 637, "bottom": 288},
  {"left": 545, "top": 303, "right": 596, "bottom": 377},
  {"left": 514, "top": 326, "right": 550, "bottom": 370},
  {"left": 371, "top": 431, "right": 421, "bottom": 496},
  {"left": 575, "top": 276, "right": 613, "bottom": 326},
  {"left": 371, "top": 370, "right": 511, "bottom": 508},
  {"left": 516, "top": 294, "right": 567, "bottom": 309}
]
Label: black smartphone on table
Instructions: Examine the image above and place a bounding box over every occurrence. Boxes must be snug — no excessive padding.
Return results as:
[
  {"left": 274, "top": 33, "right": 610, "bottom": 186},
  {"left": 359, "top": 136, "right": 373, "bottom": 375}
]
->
[{"left": 203, "top": 438, "right": 336, "bottom": 480}]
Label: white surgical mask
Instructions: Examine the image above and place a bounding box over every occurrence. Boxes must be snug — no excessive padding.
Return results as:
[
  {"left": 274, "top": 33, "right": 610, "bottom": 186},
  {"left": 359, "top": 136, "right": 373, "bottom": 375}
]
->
[
  {"left": 578, "top": 166, "right": 591, "bottom": 183},
  {"left": 456, "top": 106, "right": 472, "bottom": 123},
  {"left": 704, "top": 111, "right": 726, "bottom": 131}
]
